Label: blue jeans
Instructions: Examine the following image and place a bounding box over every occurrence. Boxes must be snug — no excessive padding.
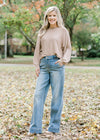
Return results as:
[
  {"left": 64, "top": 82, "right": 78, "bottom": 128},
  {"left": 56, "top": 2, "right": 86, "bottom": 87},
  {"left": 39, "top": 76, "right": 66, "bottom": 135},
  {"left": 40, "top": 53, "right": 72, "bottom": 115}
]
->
[{"left": 29, "top": 55, "right": 65, "bottom": 134}]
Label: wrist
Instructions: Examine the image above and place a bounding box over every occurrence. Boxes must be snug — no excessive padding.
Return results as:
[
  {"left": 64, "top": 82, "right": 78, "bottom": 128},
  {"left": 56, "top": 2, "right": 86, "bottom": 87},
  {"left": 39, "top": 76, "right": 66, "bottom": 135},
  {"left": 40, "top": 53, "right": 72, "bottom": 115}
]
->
[{"left": 59, "top": 58, "right": 66, "bottom": 65}]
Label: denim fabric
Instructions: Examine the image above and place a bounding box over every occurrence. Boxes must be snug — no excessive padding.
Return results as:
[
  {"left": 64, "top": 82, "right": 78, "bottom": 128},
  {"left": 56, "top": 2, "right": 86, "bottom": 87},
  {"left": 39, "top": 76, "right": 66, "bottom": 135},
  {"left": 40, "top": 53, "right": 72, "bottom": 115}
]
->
[{"left": 29, "top": 55, "right": 65, "bottom": 134}]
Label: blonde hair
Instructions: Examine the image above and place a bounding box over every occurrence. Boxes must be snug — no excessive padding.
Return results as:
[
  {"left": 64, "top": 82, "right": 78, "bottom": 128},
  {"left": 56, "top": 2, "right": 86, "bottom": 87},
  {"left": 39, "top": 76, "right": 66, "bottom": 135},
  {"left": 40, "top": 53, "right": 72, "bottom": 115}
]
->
[{"left": 39, "top": 6, "right": 64, "bottom": 37}]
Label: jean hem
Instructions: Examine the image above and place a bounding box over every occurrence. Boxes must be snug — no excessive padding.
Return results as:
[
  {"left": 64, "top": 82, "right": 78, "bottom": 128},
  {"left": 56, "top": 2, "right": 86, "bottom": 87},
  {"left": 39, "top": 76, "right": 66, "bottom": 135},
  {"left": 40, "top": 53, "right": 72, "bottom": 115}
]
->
[
  {"left": 48, "top": 127, "right": 60, "bottom": 133},
  {"left": 29, "top": 129, "right": 42, "bottom": 134}
]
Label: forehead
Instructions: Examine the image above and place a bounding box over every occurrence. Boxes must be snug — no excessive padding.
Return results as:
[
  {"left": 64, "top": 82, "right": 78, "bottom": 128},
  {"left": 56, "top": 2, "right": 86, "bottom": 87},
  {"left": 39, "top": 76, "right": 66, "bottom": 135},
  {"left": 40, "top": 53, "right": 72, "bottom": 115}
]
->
[{"left": 48, "top": 10, "right": 57, "bottom": 15}]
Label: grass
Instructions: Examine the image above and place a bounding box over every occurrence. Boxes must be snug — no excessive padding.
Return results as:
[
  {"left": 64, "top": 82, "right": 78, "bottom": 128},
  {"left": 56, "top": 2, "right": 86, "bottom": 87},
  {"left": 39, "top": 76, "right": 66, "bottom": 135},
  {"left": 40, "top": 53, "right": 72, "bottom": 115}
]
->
[
  {"left": 69, "top": 57, "right": 100, "bottom": 67},
  {"left": 0, "top": 55, "right": 100, "bottom": 67},
  {"left": 0, "top": 55, "right": 33, "bottom": 64}
]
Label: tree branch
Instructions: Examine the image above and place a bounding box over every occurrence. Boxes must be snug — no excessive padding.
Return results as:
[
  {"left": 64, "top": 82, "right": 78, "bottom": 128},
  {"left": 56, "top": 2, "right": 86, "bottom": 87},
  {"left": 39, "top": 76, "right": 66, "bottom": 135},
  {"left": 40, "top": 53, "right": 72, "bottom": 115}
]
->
[
  {"left": 19, "top": 28, "right": 35, "bottom": 48},
  {"left": 73, "top": 12, "right": 80, "bottom": 25}
]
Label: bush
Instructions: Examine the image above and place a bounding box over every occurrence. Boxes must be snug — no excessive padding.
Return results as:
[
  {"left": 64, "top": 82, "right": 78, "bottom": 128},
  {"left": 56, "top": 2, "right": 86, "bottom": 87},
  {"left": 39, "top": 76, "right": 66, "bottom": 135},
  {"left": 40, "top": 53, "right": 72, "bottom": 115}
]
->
[
  {"left": 97, "top": 52, "right": 100, "bottom": 57},
  {"left": 87, "top": 49, "right": 97, "bottom": 58},
  {"left": 14, "top": 52, "right": 33, "bottom": 56},
  {"left": 22, "top": 52, "right": 33, "bottom": 55}
]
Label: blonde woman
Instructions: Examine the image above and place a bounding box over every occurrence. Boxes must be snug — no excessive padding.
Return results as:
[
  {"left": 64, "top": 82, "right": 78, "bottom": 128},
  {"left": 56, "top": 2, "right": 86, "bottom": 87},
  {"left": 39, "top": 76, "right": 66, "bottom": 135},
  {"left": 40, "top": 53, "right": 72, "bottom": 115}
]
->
[{"left": 29, "top": 6, "right": 71, "bottom": 136}]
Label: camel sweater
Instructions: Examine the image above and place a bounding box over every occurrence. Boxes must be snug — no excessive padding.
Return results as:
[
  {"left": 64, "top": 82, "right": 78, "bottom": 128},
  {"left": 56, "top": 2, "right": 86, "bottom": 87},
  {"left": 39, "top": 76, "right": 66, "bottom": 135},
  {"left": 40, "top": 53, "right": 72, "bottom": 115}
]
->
[{"left": 33, "top": 27, "right": 71, "bottom": 68}]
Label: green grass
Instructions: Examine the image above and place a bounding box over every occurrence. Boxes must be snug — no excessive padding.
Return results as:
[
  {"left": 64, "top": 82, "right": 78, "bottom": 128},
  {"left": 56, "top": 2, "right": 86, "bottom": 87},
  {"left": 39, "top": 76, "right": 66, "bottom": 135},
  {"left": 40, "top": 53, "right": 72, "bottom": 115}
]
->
[
  {"left": 0, "top": 55, "right": 100, "bottom": 67},
  {"left": 65, "top": 68, "right": 100, "bottom": 75},
  {"left": 69, "top": 57, "right": 100, "bottom": 66},
  {"left": 0, "top": 55, "right": 33, "bottom": 64},
  {"left": 14, "top": 55, "right": 33, "bottom": 58}
]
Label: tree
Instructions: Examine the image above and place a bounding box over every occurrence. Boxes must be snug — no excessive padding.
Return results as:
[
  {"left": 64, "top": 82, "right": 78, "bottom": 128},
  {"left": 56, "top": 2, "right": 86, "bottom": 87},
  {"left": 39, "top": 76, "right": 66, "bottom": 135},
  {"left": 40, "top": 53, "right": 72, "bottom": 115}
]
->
[
  {"left": 60, "top": 0, "right": 100, "bottom": 41},
  {"left": 0, "top": 0, "right": 44, "bottom": 58},
  {"left": 73, "top": 29, "right": 91, "bottom": 60},
  {"left": 1, "top": 0, "right": 100, "bottom": 58},
  {"left": 91, "top": 32, "right": 100, "bottom": 50}
]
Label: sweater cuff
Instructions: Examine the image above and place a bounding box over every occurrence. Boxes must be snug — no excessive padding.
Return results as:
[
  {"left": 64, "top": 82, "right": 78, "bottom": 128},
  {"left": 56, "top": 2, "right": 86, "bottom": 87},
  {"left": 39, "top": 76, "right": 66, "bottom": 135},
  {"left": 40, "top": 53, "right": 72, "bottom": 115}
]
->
[
  {"left": 60, "top": 58, "right": 66, "bottom": 65},
  {"left": 33, "top": 64, "right": 40, "bottom": 69},
  {"left": 60, "top": 58, "right": 68, "bottom": 65},
  {"left": 62, "top": 57, "right": 71, "bottom": 63}
]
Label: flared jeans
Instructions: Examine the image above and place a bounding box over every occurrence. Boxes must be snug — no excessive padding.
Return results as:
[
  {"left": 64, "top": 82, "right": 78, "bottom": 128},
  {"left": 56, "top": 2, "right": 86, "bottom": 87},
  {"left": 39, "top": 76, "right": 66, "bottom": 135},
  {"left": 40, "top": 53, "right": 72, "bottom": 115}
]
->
[{"left": 29, "top": 55, "right": 65, "bottom": 134}]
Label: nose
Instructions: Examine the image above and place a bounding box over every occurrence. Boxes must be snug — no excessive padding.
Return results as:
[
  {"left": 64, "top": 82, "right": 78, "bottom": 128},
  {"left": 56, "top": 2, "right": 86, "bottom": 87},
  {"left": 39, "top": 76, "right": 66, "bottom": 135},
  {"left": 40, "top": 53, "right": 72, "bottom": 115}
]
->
[{"left": 50, "top": 16, "right": 55, "bottom": 19}]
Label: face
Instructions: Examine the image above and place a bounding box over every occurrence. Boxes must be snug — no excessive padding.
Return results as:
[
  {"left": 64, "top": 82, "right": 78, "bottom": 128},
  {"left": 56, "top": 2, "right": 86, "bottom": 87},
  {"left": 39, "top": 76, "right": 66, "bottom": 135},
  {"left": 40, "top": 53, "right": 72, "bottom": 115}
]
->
[{"left": 47, "top": 10, "right": 57, "bottom": 27}]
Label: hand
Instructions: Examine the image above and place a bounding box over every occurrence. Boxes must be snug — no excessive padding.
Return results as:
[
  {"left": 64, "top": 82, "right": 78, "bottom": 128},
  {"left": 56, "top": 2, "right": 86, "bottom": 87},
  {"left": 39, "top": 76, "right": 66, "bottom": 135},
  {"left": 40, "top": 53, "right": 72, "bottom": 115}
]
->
[
  {"left": 55, "top": 60, "right": 64, "bottom": 66},
  {"left": 35, "top": 68, "right": 40, "bottom": 77}
]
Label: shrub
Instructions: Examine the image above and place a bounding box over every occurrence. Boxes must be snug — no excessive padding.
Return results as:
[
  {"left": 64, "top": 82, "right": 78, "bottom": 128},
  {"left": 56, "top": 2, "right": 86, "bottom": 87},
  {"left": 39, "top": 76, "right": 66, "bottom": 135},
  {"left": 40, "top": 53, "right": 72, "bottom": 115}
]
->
[
  {"left": 97, "top": 52, "right": 100, "bottom": 57},
  {"left": 87, "top": 49, "right": 97, "bottom": 58}
]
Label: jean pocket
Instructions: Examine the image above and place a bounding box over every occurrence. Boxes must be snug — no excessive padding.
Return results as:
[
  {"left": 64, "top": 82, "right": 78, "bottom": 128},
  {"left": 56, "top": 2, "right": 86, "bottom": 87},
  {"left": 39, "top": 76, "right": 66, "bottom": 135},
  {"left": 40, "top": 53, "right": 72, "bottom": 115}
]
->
[
  {"left": 40, "top": 58, "right": 45, "bottom": 67},
  {"left": 56, "top": 62, "right": 63, "bottom": 67}
]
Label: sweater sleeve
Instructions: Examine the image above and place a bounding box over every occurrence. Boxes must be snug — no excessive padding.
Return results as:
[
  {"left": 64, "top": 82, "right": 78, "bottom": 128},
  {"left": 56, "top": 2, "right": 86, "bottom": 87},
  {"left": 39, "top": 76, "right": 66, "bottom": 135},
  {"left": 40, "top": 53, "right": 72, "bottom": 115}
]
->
[
  {"left": 62, "top": 28, "right": 71, "bottom": 63},
  {"left": 33, "top": 34, "right": 41, "bottom": 69}
]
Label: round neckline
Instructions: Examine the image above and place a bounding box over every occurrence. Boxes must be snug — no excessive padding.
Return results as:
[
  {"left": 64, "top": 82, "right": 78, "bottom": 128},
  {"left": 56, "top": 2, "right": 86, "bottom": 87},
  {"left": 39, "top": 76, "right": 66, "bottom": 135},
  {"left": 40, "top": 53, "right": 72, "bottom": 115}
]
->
[{"left": 48, "top": 27, "right": 59, "bottom": 30}]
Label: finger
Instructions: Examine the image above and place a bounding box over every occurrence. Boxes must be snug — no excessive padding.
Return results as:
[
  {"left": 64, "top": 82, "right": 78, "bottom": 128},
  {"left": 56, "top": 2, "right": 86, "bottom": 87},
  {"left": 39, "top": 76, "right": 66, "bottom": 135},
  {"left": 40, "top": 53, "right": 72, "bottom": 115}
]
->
[
  {"left": 36, "top": 70, "right": 40, "bottom": 77},
  {"left": 37, "top": 73, "right": 39, "bottom": 77},
  {"left": 35, "top": 70, "right": 38, "bottom": 77},
  {"left": 36, "top": 72, "right": 39, "bottom": 77},
  {"left": 55, "top": 60, "right": 59, "bottom": 64}
]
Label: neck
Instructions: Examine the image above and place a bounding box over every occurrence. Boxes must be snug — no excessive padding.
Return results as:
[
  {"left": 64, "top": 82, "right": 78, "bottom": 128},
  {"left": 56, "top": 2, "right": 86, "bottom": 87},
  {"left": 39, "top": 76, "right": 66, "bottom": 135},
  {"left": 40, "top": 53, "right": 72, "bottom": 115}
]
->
[{"left": 50, "top": 24, "right": 58, "bottom": 28}]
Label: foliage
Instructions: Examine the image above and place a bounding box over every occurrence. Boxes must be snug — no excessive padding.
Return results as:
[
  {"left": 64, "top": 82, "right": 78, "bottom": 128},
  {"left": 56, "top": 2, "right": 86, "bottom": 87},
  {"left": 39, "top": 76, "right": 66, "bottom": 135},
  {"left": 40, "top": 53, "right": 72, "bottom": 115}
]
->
[
  {"left": 73, "top": 30, "right": 100, "bottom": 58},
  {"left": 58, "top": 0, "right": 97, "bottom": 40},
  {"left": 87, "top": 49, "right": 97, "bottom": 58},
  {"left": 2, "top": 7, "right": 41, "bottom": 47},
  {"left": 1, "top": 0, "right": 44, "bottom": 48},
  {"left": 0, "top": 66, "right": 100, "bottom": 139},
  {"left": 87, "top": 48, "right": 100, "bottom": 58},
  {"left": 88, "top": 4, "right": 100, "bottom": 27},
  {"left": 12, "top": 32, "right": 23, "bottom": 39},
  {"left": 91, "top": 32, "right": 100, "bottom": 50},
  {"left": 0, "top": 17, "right": 5, "bottom": 40},
  {"left": 73, "top": 29, "right": 91, "bottom": 52},
  {"left": 97, "top": 52, "right": 100, "bottom": 57},
  {"left": 0, "top": 0, "right": 100, "bottom": 58}
]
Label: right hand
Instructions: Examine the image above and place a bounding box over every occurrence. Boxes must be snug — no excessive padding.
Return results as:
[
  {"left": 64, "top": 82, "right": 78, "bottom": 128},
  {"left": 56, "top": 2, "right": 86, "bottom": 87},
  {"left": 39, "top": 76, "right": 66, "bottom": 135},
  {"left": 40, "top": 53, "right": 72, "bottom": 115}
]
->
[
  {"left": 55, "top": 59, "right": 65, "bottom": 66},
  {"left": 35, "top": 68, "right": 40, "bottom": 77}
]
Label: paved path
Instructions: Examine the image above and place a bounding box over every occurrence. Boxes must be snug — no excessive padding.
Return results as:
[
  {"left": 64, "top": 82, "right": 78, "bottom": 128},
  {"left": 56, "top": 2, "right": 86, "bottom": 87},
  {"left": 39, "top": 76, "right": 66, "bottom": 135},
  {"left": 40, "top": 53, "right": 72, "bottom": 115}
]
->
[{"left": 0, "top": 63, "right": 100, "bottom": 69}]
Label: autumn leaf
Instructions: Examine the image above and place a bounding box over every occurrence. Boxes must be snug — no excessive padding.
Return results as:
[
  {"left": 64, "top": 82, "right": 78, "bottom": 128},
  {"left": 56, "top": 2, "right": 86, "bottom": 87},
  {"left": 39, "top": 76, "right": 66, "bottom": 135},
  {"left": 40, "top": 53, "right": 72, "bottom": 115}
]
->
[{"left": 0, "top": 66, "right": 100, "bottom": 139}]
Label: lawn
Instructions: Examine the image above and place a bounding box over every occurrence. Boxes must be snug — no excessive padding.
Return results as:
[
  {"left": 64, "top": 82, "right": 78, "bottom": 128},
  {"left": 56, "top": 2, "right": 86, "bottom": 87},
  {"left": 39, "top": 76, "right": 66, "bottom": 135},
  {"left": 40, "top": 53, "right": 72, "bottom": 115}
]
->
[
  {"left": 0, "top": 66, "right": 100, "bottom": 140},
  {"left": 0, "top": 55, "right": 100, "bottom": 66},
  {"left": 69, "top": 57, "right": 100, "bottom": 67}
]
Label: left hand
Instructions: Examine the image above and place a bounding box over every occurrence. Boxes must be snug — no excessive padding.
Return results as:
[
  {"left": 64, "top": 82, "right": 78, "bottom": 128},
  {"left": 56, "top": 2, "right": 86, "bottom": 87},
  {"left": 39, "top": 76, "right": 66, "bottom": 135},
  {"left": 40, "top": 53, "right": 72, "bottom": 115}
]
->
[{"left": 55, "top": 60, "right": 64, "bottom": 66}]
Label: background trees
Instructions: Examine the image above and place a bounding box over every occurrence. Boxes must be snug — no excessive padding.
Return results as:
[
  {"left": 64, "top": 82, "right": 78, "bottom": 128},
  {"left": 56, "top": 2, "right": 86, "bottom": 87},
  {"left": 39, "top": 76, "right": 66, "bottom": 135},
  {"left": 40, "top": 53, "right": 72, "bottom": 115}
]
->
[{"left": 0, "top": 0, "right": 100, "bottom": 58}]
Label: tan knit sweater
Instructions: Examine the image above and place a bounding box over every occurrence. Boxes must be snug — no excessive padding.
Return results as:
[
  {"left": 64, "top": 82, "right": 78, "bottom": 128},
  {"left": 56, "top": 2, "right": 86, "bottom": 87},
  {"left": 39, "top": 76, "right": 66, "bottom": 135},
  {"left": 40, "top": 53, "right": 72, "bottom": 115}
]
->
[{"left": 33, "top": 27, "right": 71, "bottom": 68}]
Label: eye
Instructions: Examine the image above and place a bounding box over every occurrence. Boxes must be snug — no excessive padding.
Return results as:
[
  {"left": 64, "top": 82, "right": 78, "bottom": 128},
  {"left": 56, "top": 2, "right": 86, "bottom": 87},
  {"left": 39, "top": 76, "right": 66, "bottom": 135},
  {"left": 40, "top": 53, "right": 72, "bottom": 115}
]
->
[{"left": 48, "top": 15, "right": 51, "bottom": 17}]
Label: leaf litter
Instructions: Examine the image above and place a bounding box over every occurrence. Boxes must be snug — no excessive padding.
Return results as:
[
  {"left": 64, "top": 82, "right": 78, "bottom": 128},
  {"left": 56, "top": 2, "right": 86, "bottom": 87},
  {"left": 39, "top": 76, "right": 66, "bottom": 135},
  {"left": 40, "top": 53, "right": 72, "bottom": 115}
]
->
[{"left": 0, "top": 66, "right": 100, "bottom": 140}]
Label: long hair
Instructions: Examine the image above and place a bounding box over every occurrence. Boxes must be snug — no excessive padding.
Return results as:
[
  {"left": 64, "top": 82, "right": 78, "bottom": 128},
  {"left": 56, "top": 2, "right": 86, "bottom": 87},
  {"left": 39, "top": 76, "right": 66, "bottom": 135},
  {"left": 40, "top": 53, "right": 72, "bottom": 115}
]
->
[{"left": 39, "top": 6, "right": 64, "bottom": 37}]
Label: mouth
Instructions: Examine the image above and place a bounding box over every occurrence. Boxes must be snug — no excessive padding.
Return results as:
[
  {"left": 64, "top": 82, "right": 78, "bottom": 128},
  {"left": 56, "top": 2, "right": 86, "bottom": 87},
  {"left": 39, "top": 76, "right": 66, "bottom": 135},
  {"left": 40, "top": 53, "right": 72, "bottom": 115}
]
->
[{"left": 50, "top": 20, "right": 55, "bottom": 22}]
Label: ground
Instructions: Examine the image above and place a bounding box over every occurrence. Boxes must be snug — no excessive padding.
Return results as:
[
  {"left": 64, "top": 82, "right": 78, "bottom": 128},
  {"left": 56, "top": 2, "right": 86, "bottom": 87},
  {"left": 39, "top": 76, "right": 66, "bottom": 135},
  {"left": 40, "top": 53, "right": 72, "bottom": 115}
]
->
[
  {"left": 0, "top": 56, "right": 100, "bottom": 67},
  {"left": 0, "top": 65, "right": 100, "bottom": 140}
]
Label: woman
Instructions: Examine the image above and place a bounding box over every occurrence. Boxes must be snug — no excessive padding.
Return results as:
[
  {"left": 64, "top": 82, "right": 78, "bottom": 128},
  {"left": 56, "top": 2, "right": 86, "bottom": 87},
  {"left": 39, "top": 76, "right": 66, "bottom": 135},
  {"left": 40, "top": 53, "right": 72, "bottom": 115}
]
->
[{"left": 29, "top": 6, "right": 71, "bottom": 135}]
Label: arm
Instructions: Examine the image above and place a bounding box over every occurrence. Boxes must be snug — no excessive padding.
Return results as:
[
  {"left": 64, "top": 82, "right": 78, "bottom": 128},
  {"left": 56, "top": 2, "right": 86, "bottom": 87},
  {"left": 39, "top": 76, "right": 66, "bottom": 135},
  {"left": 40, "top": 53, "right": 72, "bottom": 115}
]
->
[
  {"left": 62, "top": 28, "right": 72, "bottom": 63},
  {"left": 33, "top": 34, "right": 41, "bottom": 76},
  {"left": 55, "top": 28, "right": 71, "bottom": 66}
]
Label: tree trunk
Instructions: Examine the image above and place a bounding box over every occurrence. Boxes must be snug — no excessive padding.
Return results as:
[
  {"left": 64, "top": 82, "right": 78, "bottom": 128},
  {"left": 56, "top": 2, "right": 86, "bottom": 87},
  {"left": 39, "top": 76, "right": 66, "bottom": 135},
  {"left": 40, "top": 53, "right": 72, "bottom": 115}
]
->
[
  {"left": 78, "top": 45, "right": 81, "bottom": 56},
  {"left": 8, "top": 0, "right": 12, "bottom": 6},
  {"left": 81, "top": 51, "right": 84, "bottom": 61},
  {"left": 7, "top": 45, "right": 13, "bottom": 57},
  {"left": 69, "top": 27, "right": 73, "bottom": 42},
  {"left": 4, "top": 30, "right": 7, "bottom": 59},
  {"left": 19, "top": 28, "right": 35, "bottom": 49},
  {"left": 7, "top": 34, "right": 13, "bottom": 57}
]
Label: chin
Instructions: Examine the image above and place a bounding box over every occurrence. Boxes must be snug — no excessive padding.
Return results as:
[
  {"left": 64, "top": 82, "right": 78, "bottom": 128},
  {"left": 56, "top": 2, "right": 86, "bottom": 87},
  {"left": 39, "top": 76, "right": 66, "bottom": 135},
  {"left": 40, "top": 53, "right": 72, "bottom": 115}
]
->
[{"left": 50, "top": 22, "right": 56, "bottom": 25}]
